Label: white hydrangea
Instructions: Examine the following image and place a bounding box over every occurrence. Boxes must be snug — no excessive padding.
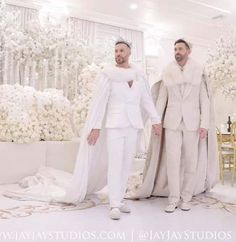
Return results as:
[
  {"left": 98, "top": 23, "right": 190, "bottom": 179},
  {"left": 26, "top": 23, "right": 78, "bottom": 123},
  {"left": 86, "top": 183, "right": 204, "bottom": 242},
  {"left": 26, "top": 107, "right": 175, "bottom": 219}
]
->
[
  {"left": 0, "top": 84, "right": 74, "bottom": 143},
  {"left": 0, "top": 84, "right": 40, "bottom": 143},
  {"left": 36, "top": 89, "right": 74, "bottom": 141}
]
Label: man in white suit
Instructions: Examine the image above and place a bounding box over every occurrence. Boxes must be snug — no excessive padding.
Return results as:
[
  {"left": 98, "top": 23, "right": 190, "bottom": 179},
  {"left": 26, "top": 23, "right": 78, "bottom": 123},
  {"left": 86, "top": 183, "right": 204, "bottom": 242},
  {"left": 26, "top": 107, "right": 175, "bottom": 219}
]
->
[
  {"left": 157, "top": 39, "right": 210, "bottom": 212},
  {"left": 87, "top": 39, "right": 162, "bottom": 220}
]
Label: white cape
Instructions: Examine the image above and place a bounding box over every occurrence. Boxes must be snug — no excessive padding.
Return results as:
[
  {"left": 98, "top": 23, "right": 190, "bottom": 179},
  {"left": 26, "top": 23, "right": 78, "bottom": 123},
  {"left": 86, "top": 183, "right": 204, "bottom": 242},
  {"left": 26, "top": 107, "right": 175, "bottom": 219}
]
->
[
  {"left": 3, "top": 65, "right": 151, "bottom": 204},
  {"left": 128, "top": 67, "right": 219, "bottom": 199}
]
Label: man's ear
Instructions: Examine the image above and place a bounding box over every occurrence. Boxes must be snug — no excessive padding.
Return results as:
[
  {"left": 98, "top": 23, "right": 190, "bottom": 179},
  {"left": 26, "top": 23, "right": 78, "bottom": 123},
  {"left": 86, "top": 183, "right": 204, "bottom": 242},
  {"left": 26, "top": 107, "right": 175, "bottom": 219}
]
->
[
  {"left": 188, "top": 48, "right": 192, "bottom": 55},
  {"left": 128, "top": 49, "right": 131, "bottom": 56}
]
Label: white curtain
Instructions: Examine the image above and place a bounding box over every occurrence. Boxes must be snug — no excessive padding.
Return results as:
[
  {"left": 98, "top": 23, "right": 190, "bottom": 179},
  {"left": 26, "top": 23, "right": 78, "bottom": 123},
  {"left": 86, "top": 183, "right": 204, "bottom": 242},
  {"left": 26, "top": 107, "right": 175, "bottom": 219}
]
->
[{"left": 0, "top": 4, "right": 144, "bottom": 99}]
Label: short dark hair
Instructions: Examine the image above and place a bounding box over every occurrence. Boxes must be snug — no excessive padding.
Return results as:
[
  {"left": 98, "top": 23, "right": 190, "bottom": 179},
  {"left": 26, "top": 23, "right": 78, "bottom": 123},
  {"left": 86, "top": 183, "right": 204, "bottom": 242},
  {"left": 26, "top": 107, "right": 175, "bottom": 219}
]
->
[
  {"left": 115, "top": 41, "right": 131, "bottom": 49},
  {"left": 174, "top": 39, "right": 190, "bottom": 49}
]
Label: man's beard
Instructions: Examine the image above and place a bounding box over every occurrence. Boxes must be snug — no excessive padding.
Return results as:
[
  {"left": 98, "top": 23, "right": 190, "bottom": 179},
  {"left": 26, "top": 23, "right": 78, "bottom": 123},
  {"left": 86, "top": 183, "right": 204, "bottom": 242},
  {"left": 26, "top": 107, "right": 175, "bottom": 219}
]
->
[
  {"left": 115, "top": 56, "right": 125, "bottom": 64},
  {"left": 175, "top": 54, "right": 183, "bottom": 62}
]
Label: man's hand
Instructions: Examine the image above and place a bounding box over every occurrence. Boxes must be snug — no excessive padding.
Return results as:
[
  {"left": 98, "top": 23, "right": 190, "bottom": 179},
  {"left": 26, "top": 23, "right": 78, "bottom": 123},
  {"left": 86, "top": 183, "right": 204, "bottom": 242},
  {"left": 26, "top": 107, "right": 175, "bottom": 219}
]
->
[
  {"left": 199, "top": 128, "right": 207, "bottom": 139},
  {"left": 87, "top": 129, "right": 100, "bottom": 145},
  {"left": 152, "top": 123, "right": 162, "bottom": 136}
]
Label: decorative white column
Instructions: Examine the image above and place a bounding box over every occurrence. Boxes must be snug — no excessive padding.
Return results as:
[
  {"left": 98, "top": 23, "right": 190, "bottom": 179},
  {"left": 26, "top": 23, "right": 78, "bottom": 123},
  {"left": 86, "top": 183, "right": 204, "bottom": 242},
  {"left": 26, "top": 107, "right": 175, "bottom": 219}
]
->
[
  {"left": 15, "top": 61, "right": 20, "bottom": 84},
  {"left": 54, "top": 48, "right": 58, "bottom": 88},
  {"left": 43, "top": 59, "right": 48, "bottom": 90},
  {"left": 31, "top": 61, "right": 36, "bottom": 88},
  {"left": 24, "top": 62, "right": 29, "bottom": 86},
  {"left": 74, "top": 65, "right": 78, "bottom": 99},
  {"left": 68, "top": 18, "right": 72, "bottom": 36},
  {"left": 60, "top": 48, "right": 65, "bottom": 89},
  {"left": 3, "top": 49, "right": 8, "bottom": 84},
  {"left": 64, "top": 67, "right": 68, "bottom": 97},
  {"left": 9, "top": 52, "right": 14, "bottom": 84}
]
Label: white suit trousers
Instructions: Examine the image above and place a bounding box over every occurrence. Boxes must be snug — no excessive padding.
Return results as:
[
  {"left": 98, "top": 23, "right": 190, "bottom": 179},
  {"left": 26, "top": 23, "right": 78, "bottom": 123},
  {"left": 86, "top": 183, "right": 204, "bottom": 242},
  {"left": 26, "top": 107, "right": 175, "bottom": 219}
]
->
[
  {"left": 165, "top": 122, "right": 199, "bottom": 204},
  {"left": 106, "top": 127, "right": 138, "bottom": 208}
]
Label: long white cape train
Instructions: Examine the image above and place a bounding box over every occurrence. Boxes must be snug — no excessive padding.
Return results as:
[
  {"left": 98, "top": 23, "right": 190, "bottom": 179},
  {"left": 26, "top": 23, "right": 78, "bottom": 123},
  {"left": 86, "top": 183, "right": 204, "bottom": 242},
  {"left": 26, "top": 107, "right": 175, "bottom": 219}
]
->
[
  {"left": 3, "top": 65, "right": 150, "bottom": 204},
  {"left": 3, "top": 64, "right": 219, "bottom": 205}
]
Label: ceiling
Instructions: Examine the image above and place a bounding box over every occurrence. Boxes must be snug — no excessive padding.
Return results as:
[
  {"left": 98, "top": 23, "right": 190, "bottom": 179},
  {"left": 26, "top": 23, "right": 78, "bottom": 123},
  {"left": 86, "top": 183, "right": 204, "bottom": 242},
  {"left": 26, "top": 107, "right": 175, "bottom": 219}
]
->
[{"left": 5, "top": 0, "right": 236, "bottom": 44}]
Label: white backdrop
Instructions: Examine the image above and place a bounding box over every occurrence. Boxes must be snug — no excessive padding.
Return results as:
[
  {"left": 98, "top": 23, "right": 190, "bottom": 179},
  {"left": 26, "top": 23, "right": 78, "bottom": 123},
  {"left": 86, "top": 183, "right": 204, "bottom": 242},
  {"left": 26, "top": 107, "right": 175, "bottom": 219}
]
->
[{"left": 0, "top": 4, "right": 144, "bottom": 99}]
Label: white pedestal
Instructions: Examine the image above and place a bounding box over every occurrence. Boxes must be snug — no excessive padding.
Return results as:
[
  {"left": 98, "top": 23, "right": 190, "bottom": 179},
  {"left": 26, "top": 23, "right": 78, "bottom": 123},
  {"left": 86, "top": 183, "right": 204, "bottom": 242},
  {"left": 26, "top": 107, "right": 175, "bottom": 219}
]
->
[
  {"left": 0, "top": 142, "right": 46, "bottom": 184},
  {"left": 46, "top": 139, "right": 80, "bottom": 173},
  {"left": 0, "top": 139, "right": 80, "bottom": 185}
]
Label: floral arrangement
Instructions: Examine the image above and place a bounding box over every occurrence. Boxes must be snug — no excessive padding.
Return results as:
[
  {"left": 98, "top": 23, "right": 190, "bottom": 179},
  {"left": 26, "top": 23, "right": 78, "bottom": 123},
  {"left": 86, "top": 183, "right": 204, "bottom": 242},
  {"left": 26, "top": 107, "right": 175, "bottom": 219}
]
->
[
  {"left": 0, "top": 4, "right": 95, "bottom": 100},
  {"left": 71, "top": 38, "right": 114, "bottom": 134},
  {"left": 36, "top": 89, "right": 74, "bottom": 141},
  {"left": 0, "top": 4, "right": 120, "bottom": 138},
  {"left": 0, "top": 84, "right": 74, "bottom": 143},
  {"left": 0, "top": 84, "right": 40, "bottom": 143},
  {"left": 205, "top": 32, "right": 236, "bottom": 99}
]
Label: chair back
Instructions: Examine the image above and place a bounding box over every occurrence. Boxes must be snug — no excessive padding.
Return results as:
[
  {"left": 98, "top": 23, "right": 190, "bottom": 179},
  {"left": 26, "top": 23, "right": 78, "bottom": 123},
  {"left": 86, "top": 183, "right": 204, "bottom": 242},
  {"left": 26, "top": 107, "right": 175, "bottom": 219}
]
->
[{"left": 231, "top": 122, "right": 236, "bottom": 145}]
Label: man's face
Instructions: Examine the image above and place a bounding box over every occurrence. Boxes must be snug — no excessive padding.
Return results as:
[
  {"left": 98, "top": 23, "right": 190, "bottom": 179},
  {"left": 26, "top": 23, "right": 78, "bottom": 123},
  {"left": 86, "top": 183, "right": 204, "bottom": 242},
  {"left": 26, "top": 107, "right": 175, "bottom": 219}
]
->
[
  {"left": 115, "top": 43, "right": 131, "bottom": 64},
  {"left": 174, "top": 43, "right": 190, "bottom": 62}
]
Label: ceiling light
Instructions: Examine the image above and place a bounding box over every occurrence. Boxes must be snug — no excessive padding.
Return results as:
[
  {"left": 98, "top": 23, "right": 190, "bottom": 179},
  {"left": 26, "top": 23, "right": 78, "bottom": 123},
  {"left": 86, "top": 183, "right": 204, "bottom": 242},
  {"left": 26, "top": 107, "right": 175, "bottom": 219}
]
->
[
  {"left": 188, "top": 0, "right": 231, "bottom": 14},
  {"left": 130, "top": 3, "right": 138, "bottom": 10}
]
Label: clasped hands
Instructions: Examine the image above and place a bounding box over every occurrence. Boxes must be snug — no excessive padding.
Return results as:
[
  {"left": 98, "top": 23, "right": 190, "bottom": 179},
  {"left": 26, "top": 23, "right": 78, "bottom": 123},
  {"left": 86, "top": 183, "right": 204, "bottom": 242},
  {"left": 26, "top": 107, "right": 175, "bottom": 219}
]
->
[
  {"left": 87, "top": 124, "right": 162, "bottom": 146},
  {"left": 87, "top": 125, "right": 207, "bottom": 145}
]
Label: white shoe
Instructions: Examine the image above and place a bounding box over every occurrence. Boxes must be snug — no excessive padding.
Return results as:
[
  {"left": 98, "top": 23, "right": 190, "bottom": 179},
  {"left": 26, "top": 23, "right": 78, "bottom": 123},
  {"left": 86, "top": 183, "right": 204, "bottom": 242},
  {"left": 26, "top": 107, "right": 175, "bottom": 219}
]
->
[
  {"left": 110, "top": 208, "right": 121, "bottom": 220},
  {"left": 164, "top": 203, "right": 177, "bottom": 213},
  {"left": 120, "top": 203, "right": 131, "bottom": 213},
  {"left": 180, "top": 202, "right": 191, "bottom": 211}
]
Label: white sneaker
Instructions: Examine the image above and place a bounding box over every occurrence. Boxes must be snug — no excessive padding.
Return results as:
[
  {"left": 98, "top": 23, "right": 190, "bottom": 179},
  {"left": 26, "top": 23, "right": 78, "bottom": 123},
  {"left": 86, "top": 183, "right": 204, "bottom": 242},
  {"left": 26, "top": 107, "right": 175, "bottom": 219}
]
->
[
  {"left": 164, "top": 203, "right": 177, "bottom": 213},
  {"left": 180, "top": 201, "right": 191, "bottom": 211},
  {"left": 120, "top": 203, "right": 131, "bottom": 213},
  {"left": 110, "top": 208, "right": 121, "bottom": 220}
]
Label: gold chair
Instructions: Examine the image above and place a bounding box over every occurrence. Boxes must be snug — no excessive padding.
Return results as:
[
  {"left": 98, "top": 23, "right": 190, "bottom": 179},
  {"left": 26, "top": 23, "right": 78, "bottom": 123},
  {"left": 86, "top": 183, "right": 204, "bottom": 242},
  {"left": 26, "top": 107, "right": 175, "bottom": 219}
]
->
[
  {"left": 216, "top": 127, "right": 234, "bottom": 185},
  {"left": 230, "top": 122, "right": 236, "bottom": 185}
]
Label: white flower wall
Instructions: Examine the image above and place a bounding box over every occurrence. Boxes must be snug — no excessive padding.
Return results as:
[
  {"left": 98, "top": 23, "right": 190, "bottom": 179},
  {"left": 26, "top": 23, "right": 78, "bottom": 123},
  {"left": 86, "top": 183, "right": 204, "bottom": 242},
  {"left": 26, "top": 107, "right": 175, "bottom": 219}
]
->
[
  {"left": 0, "top": 4, "right": 143, "bottom": 101},
  {"left": 36, "top": 89, "right": 74, "bottom": 141},
  {"left": 0, "top": 84, "right": 40, "bottom": 143},
  {"left": 0, "top": 3, "right": 145, "bottom": 142},
  {"left": 0, "top": 84, "right": 74, "bottom": 143},
  {"left": 0, "top": 4, "right": 95, "bottom": 100}
]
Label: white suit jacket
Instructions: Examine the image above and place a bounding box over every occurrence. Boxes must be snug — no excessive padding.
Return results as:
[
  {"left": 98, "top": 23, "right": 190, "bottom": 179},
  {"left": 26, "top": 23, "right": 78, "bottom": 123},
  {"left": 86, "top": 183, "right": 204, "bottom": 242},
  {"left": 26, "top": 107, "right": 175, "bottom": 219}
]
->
[
  {"left": 93, "top": 66, "right": 161, "bottom": 129},
  {"left": 157, "top": 59, "right": 210, "bottom": 131}
]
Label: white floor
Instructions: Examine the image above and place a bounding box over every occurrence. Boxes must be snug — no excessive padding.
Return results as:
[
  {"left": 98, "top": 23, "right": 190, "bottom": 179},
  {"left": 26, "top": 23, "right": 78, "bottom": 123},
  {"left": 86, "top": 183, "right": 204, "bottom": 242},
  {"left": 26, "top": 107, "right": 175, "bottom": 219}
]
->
[{"left": 0, "top": 175, "right": 235, "bottom": 242}]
